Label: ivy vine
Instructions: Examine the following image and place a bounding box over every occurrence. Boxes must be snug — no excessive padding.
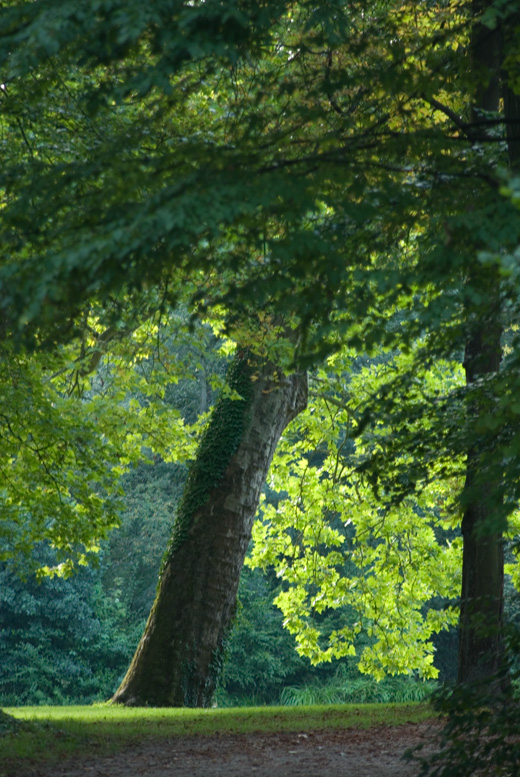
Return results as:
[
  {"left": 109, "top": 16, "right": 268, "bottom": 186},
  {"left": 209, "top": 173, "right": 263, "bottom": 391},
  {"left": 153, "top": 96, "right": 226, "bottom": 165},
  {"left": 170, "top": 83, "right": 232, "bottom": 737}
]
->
[{"left": 161, "top": 350, "right": 256, "bottom": 571}]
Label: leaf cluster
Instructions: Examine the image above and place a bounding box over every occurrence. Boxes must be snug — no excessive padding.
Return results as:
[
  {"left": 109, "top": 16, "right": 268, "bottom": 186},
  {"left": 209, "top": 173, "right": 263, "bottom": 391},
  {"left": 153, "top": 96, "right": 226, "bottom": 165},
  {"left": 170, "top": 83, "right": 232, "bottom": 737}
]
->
[{"left": 250, "top": 345, "right": 466, "bottom": 678}]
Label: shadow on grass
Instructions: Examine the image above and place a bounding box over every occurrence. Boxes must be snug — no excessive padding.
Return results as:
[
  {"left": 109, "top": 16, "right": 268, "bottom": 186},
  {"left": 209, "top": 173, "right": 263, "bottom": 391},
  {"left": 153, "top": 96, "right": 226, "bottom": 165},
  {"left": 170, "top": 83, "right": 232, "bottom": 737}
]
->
[{"left": 0, "top": 702, "right": 435, "bottom": 776}]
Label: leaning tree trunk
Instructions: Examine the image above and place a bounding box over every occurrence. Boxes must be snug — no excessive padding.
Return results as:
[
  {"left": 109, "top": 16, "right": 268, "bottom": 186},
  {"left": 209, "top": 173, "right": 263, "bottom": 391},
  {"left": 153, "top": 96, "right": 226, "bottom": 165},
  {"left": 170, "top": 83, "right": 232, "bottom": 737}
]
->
[{"left": 112, "top": 350, "right": 307, "bottom": 706}]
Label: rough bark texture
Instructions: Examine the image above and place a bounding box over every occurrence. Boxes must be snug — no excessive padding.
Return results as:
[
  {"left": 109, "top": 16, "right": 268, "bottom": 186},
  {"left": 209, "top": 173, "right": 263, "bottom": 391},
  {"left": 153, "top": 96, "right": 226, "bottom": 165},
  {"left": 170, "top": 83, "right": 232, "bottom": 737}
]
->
[
  {"left": 457, "top": 0, "right": 506, "bottom": 686},
  {"left": 459, "top": 313, "right": 504, "bottom": 684},
  {"left": 112, "top": 351, "right": 307, "bottom": 707}
]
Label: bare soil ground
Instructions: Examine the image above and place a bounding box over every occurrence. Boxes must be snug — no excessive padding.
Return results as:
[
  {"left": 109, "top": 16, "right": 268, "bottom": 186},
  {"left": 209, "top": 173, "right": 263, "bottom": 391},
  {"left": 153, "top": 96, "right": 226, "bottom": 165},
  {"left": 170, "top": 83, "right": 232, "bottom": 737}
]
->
[{"left": 13, "top": 721, "right": 439, "bottom": 777}]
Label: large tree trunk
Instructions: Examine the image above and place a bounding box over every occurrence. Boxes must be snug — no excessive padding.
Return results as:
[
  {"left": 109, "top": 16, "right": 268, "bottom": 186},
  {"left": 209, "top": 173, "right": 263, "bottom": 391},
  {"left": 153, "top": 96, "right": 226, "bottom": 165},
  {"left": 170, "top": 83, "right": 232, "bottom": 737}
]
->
[
  {"left": 112, "top": 351, "right": 307, "bottom": 706},
  {"left": 457, "top": 0, "right": 515, "bottom": 686}
]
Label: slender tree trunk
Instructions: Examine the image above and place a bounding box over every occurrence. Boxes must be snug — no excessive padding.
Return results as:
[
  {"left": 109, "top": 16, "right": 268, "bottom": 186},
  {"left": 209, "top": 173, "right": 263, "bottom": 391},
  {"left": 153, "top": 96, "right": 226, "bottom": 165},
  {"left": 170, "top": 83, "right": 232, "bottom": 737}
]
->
[
  {"left": 458, "top": 305, "right": 504, "bottom": 684},
  {"left": 112, "top": 351, "right": 307, "bottom": 706}
]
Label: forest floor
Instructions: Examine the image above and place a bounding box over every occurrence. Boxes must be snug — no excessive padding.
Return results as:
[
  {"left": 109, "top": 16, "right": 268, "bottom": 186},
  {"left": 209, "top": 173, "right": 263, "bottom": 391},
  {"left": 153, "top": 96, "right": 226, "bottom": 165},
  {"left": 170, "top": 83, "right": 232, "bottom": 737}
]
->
[{"left": 12, "top": 721, "right": 439, "bottom": 777}]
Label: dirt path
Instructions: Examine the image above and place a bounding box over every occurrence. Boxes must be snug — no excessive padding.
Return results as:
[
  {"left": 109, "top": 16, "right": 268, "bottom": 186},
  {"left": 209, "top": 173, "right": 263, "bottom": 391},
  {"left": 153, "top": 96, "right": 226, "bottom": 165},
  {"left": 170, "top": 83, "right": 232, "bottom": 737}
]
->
[{"left": 14, "top": 721, "right": 439, "bottom": 777}]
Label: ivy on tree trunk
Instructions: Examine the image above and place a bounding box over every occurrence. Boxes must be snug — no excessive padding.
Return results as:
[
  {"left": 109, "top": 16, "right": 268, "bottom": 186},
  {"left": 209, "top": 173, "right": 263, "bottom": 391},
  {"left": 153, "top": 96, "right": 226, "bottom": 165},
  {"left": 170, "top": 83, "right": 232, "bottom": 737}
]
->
[{"left": 112, "top": 350, "right": 307, "bottom": 707}]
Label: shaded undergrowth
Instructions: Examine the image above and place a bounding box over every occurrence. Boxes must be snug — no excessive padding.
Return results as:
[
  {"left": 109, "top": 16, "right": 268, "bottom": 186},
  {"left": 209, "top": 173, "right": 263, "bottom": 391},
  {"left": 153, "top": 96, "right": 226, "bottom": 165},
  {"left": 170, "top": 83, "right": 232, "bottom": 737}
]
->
[{"left": 280, "top": 666, "right": 437, "bottom": 706}]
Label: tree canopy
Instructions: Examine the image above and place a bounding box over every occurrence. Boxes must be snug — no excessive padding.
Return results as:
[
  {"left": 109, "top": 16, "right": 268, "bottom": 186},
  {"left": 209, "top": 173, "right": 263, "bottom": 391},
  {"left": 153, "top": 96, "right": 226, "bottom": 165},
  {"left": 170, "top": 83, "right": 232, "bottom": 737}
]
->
[
  {"left": 1, "top": 0, "right": 505, "bottom": 352},
  {"left": 2, "top": 0, "right": 520, "bottom": 693}
]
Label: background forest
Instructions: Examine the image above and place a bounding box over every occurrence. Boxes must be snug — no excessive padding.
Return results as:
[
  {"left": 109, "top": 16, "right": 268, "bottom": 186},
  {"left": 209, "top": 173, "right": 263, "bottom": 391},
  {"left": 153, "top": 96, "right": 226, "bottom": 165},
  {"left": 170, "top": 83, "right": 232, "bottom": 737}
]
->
[
  {"left": 2, "top": 329, "right": 518, "bottom": 709},
  {"left": 0, "top": 335, "right": 456, "bottom": 707}
]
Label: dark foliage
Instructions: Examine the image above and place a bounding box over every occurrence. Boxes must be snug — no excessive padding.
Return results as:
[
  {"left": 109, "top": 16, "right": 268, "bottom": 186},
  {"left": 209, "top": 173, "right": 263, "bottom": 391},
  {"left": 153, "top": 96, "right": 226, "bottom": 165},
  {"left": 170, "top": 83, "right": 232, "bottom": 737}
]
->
[
  {"left": 410, "top": 628, "right": 520, "bottom": 777},
  {"left": 0, "top": 553, "right": 136, "bottom": 705}
]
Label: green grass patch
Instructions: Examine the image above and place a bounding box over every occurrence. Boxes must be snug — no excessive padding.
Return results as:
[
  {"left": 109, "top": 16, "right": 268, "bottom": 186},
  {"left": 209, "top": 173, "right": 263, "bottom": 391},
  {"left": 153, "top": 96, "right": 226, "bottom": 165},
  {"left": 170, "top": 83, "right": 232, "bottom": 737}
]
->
[{"left": 0, "top": 702, "right": 435, "bottom": 776}]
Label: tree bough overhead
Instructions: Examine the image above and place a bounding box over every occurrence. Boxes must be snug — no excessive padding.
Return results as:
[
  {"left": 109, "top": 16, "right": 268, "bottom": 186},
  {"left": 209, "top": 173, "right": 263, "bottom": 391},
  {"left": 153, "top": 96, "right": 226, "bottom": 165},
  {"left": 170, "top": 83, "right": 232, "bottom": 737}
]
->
[{"left": 112, "top": 352, "right": 307, "bottom": 707}]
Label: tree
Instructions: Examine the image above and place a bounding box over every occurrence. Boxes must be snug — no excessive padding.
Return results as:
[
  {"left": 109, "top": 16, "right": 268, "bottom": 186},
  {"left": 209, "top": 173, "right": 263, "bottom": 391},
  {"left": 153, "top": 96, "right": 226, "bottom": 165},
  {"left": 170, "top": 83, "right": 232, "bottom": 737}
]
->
[
  {"left": 250, "top": 347, "right": 465, "bottom": 679},
  {"left": 112, "top": 350, "right": 307, "bottom": 706},
  {"left": 456, "top": 0, "right": 505, "bottom": 687},
  {"left": 447, "top": 0, "right": 520, "bottom": 687},
  {"left": 2, "top": 0, "right": 520, "bottom": 706}
]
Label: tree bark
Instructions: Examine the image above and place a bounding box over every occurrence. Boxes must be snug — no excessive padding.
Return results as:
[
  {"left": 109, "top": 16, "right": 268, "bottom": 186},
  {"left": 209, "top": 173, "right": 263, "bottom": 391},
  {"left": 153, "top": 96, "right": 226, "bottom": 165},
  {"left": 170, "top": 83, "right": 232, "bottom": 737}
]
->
[
  {"left": 457, "top": 0, "right": 510, "bottom": 686},
  {"left": 112, "top": 351, "right": 307, "bottom": 706},
  {"left": 458, "top": 306, "right": 504, "bottom": 684}
]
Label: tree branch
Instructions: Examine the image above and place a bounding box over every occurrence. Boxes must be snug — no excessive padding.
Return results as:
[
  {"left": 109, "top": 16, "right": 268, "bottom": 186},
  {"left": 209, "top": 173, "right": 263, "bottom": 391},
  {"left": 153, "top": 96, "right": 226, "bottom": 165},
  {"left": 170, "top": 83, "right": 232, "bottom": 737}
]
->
[{"left": 421, "top": 94, "right": 472, "bottom": 136}]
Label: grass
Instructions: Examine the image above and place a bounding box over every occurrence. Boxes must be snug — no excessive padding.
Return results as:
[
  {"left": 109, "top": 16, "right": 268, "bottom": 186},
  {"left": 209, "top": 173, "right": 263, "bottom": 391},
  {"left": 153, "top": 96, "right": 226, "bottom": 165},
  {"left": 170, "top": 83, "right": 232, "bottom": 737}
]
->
[{"left": 0, "top": 702, "right": 436, "bottom": 776}]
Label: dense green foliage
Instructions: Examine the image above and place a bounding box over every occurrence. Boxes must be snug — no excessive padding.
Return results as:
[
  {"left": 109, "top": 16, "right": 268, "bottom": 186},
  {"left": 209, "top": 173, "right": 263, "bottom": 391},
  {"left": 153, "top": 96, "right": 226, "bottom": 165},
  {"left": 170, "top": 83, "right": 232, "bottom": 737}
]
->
[
  {"left": 1, "top": 457, "right": 453, "bottom": 707},
  {"left": 3, "top": 0, "right": 517, "bottom": 367},
  {"left": 1, "top": 0, "right": 519, "bottom": 534},
  {"left": 0, "top": 311, "right": 205, "bottom": 578},
  {"left": 1, "top": 0, "right": 520, "bottom": 712},
  {"left": 0, "top": 555, "right": 134, "bottom": 705},
  {"left": 250, "top": 348, "right": 465, "bottom": 677}
]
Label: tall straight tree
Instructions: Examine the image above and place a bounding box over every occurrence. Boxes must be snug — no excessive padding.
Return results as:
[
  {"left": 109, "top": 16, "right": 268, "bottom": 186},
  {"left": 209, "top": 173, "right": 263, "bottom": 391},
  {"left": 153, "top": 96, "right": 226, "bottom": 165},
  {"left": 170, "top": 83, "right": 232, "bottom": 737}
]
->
[{"left": 457, "top": 0, "right": 520, "bottom": 686}]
